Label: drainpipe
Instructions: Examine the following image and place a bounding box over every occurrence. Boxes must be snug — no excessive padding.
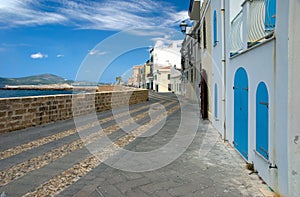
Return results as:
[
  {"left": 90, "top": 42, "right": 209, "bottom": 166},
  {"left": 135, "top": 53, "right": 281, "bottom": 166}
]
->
[{"left": 221, "top": 0, "right": 227, "bottom": 141}]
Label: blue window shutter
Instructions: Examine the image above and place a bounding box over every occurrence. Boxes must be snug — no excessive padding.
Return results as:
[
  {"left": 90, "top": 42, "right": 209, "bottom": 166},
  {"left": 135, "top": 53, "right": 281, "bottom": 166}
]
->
[
  {"left": 256, "top": 82, "right": 269, "bottom": 160},
  {"left": 265, "top": 0, "right": 276, "bottom": 31},
  {"left": 213, "top": 10, "right": 217, "bottom": 45},
  {"left": 214, "top": 84, "right": 218, "bottom": 118}
]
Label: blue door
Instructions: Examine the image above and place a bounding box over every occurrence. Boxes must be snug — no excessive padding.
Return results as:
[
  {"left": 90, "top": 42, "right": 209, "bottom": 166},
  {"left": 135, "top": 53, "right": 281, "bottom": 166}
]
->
[
  {"left": 234, "top": 68, "right": 249, "bottom": 160},
  {"left": 256, "top": 82, "right": 269, "bottom": 159}
]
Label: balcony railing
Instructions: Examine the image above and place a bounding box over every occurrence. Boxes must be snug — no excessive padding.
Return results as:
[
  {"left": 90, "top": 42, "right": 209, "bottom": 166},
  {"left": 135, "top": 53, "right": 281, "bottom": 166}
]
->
[
  {"left": 230, "top": 11, "right": 243, "bottom": 54},
  {"left": 248, "top": 0, "right": 268, "bottom": 43},
  {"left": 230, "top": 0, "right": 276, "bottom": 56}
]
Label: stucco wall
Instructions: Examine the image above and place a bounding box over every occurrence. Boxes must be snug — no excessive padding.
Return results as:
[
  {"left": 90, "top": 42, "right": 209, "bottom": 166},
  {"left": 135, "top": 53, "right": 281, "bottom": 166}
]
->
[
  {"left": 288, "top": 1, "right": 300, "bottom": 196},
  {"left": 227, "top": 40, "right": 277, "bottom": 191},
  {"left": 201, "top": 4, "right": 213, "bottom": 120},
  {"left": 211, "top": 0, "right": 225, "bottom": 136},
  {"left": 0, "top": 90, "right": 148, "bottom": 133}
]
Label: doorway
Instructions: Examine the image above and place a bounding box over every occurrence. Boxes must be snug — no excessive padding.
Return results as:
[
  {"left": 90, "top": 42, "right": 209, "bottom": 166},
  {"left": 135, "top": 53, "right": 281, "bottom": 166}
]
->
[{"left": 234, "top": 67, "right": 249, "bottom": 160}]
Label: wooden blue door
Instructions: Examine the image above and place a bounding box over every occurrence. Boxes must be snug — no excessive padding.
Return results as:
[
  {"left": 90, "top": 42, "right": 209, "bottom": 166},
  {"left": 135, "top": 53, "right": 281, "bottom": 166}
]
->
[
  {"left": 256, "top": 82, "right": 269, "bottom": 159},
  {"left": 234, "top": 68, "right": 248, "bottom": 160}
]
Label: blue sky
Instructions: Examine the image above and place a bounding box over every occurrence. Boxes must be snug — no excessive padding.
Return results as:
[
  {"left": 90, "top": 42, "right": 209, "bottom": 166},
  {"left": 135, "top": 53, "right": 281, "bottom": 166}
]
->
[{"left": 0, "top": 0, "right": 189, "bottom": 83}]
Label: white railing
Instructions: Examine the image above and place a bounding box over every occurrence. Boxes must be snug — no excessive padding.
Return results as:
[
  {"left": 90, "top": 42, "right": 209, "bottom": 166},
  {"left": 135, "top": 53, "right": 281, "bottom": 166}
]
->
[
  {"left": 248, "top": 0, "right": 268, "bottom": 43},
  {"left": 230, "top": 11, "right": 243, "bottom": 53},
  {"left": 230, "top": 0, "right": 275, "bottom": 55}
]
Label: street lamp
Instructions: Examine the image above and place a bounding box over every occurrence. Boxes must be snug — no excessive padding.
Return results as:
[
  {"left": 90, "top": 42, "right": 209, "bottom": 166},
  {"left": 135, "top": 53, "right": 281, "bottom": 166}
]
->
[
  {"left": 179, "top": 20, "right": 199, "bottom": 40},
  {"left": 179, "top": 21, "right": 188, "bottom": 33}
]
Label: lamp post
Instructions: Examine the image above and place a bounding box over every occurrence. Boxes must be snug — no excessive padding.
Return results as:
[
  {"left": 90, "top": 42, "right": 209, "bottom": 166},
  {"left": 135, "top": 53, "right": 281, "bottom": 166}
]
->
[{"left": 179, "top": 20, "right": 199, "bottom": 40}]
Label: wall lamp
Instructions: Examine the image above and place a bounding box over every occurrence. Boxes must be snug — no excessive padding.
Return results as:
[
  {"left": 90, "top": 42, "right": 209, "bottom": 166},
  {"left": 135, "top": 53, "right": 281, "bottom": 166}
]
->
[{"left": 180, "top": 20, "right": 199, "bottom": 40}]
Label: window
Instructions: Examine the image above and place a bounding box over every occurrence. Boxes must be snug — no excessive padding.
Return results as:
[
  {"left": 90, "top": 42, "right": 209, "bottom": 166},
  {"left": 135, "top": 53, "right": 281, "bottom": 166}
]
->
[
  {"left": 191, "top": 69, "right": 194, "bottom": 83},
  {"left": 213, "top": 10, "right": 218, "bottom": 46},
  {"left": 168, "top": 74, "right": 171, "bottom": 80},
  {"left": 265, "top": 0, "right": 276, "bottom": 31},
  {"left": 168, "top": 84, "right": 171, "bottom": 91},
  {"left": 186, "top": 71, "right": 189, "bottom": 81},
  {"left": 203, "top": 18, "right": 207, "bottom": 49},
  {"left": 214, "top": 84, "right": 218, "bottom": 118},
  {"left": 256, "top": 82, "right": 269, "bottom": 160}
]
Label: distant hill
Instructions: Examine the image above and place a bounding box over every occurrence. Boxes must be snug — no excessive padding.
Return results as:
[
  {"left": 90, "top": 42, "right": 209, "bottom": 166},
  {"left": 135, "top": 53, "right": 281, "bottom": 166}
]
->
[{"left": 0, "top": 74, "right": 73, "bottom": 86}]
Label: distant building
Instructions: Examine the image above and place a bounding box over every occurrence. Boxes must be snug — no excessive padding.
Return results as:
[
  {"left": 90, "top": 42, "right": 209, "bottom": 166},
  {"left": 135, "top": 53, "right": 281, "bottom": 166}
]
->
[
  {"left": 141, "top": 62, "right": 151, "bottom": 89},
  {"left": 127, "top": 77, "right": 134, "bottom": 86},
  {"left": 147, "top": 40, "right": 181, "bottom": 93},
  {"left": 132, "top": 65, "right": 142, "bottom": 88},
  {"left": 153, "top": 66, "right": 171, "bottom": 93},
  {"left": 170, "top": 66, "right": 182, "bottom": 95}
]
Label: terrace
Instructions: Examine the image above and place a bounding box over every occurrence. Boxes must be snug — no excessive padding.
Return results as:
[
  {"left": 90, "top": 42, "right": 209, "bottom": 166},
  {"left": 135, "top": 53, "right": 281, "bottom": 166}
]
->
[{"left": 230, "top": 0, "right": 276, "bottom": 56}]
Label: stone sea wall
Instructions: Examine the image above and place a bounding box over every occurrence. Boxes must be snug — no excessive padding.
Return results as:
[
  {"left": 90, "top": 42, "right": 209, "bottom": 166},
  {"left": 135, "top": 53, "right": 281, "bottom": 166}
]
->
[{"left": 0, "top": 89, "right": 148, "bottom": 133}]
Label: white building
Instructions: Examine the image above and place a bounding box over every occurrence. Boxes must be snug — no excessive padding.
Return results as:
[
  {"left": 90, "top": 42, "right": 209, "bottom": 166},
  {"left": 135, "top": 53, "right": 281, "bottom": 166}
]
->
[
  {"left": 153, "top": 66, "right": 171, "bottom": 93},
  {"left": 148, "top": 40, "right": 182, "bottom": 93},
  {"left": 186, "top": 0, "right": 300, "bottom": 196},
  {"left": 170, "top": 66, "right": 182, "bottom": 95}
]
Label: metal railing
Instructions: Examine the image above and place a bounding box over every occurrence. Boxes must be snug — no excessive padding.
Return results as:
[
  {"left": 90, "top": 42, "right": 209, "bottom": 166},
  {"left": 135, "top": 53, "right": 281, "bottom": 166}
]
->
[
  {"left": 248, "top": 0, "right": 268, "bottom": 43},
  {"left": 230, "top": 11, "right": 243, "bottom": 53},
  {"left": 230, "top": 0, "right": 276, "bottom": 55}
]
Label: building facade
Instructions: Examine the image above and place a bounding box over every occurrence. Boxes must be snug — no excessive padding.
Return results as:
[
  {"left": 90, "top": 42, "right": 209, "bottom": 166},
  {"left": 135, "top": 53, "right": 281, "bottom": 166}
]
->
[
  {"left": 186, "top": 0, "right": 300, "bottom": 196},
  {"left": 132, "top": 65, "right": 142, "bottom": 88},
  {"left": 147, "top": 40, "right": 182, "bottom": 93}
]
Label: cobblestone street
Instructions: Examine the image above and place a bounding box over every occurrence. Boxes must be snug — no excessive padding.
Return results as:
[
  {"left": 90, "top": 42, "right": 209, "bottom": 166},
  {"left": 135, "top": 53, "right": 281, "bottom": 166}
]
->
[{"left": 0, "top": 92, "right": 270, "bottom": 196}]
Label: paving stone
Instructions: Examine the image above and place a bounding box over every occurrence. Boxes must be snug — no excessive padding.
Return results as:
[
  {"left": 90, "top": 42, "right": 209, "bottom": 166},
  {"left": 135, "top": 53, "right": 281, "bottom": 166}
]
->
[
  {"left": 72, "top": 184, "right": 99, "bottom": 197},
  {"left": 96, "top": 184, "right": 123, "bottom": 197},
  {"left": 153, "top": 190, "right": 174, "bottom": 197},
  {"left": 0, "top": 93, "right": 270, "bottom": 197},
  {"left": 168, "top": 183, "right": 203, "bottom": 196},
  {"left": 140, "top": 180, "right": 182, "bottom": 194},
  {"left": 115, "top": 178, "right": 151, "bottom": 194},
  {"left": 125, "top": 188, "right": 150, "bottom": 197}
]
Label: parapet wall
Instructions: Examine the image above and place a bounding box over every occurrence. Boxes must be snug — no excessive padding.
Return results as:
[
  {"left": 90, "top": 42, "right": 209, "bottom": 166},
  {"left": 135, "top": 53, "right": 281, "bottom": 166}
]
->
[{"left": 0, "top": 89, "right": 148, "bottom": 133}]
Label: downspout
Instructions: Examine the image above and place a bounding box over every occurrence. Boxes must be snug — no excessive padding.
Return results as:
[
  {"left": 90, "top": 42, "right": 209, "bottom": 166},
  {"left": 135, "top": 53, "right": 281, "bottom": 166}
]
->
[{"left": 221, "top": 0, "right": 227, "bottom": 141}]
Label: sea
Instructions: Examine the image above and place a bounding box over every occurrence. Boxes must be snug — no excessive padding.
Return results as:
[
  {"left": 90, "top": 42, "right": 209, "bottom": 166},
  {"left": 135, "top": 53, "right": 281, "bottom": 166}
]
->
[{"left": 0, "top": 84, "right": 74, "bottom": 98}]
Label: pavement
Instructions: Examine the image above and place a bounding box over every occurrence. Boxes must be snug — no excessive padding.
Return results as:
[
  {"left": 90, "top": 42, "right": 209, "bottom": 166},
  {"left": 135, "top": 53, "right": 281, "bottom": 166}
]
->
[{"left": 0, "top": 92, "right": 271, "bottom": 197}]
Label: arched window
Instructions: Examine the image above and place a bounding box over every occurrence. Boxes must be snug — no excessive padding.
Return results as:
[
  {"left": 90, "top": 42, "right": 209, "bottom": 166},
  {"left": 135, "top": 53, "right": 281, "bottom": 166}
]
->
[{"left": 213, "top": 10, "right": 218, "bottom": 46}]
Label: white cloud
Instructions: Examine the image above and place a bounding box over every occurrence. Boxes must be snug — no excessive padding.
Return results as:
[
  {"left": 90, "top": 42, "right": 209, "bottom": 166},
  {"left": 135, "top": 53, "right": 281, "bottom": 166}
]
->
[
  {"left": 30, "top": 52, "right": 48, "bottom": 59},
  {"left": 0, "top": 0, "right": 188, "bottom": 32},
  {"left": 0, "top": 0, "right": 67, "bottom": 28},
  {"left": 89, "top": 50, "right": 108, "bottom": 56},
  {"left": 56, "top": 54, "right": 64, "bottom": 58}
]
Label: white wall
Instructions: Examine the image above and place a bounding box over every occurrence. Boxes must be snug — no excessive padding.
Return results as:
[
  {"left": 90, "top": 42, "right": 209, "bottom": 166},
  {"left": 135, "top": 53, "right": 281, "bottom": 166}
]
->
[
  {"left": 210, "top": 0, "right": 224, "bottom": 135},
  {"left": 229, "top": 0, "right": 243, "bottom": 21},
  {"left": 227, "top": 40, "right": 276, "bottom": 190},
  {"left": 153, "top": 41, "right": 181, "bottom": 70},
  {"left": 274, "top": 0, "right": 289, "bottom": 195},
  {"left": 288, "top": 1, "right": 300, "bottom": 196},
  {"left": 153, "top": 69, "right": 171, "bottom": 93}
]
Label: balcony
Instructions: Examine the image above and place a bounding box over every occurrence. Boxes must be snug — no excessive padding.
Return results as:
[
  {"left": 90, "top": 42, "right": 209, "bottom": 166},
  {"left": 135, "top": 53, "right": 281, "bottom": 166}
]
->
[
  {"left": 230, "top": 0, "right": 276, "bottom": 56},
  {"left": 147, "top": 73, "right": 153, "bottom": 79},
  {"left": 189, "top": 0, "right": 201, "bottom": 20}
]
